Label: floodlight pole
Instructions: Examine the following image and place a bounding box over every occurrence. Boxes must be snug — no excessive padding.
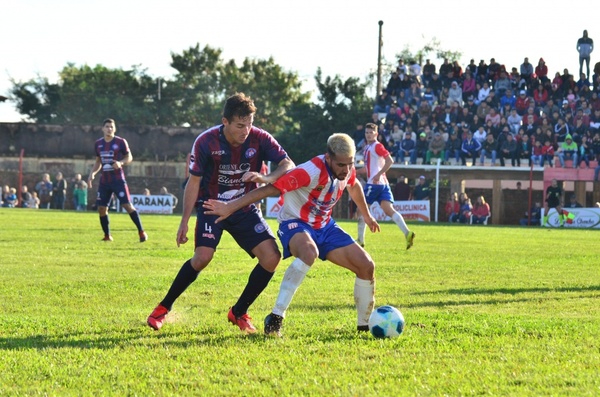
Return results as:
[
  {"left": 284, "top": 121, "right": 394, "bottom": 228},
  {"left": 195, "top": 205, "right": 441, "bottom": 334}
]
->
[{"left": 376, "top": 20, "right": 383, "bottom": 99}]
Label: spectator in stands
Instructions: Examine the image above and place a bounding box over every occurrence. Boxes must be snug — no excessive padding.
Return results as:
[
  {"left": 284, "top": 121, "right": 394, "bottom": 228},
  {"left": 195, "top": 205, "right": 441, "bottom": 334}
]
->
[
  {"left": 429, "top": 73, "right": 443, "bottom": 97},
  {"left": 422, "top": 59, "right": 436, "bottom": 87},
  {"left": 386, "top": 72, "right": 403, "bottom": 98},
  {"left": 373, "top": 91, "right": 392, "bottom": 114},
  {"left": 397, "top": 58, "right": 408, "bottom": 76},
  {"left": 471, "top": 195, "right": 490, "bottom": 224},
  {"left": 578, "top": 135, "right": 593, "bottom": 168},
  {"left": 554, "top": 118, "right": 570, "bottom": 142},
  {"left": 500, "top": 89, "right": 516, "bottom": 110},
  {"left": 485, "top": 108, "right": 501, "bottom": 127},
  {"left": 409, "top": 59, "right": 422, "bottom": 83},
  {"left": 515, "top": 90, "right": 531, "bottom": 116},
  {"left": 541, "top": 139, "right": 556, "bottom": 167},
  {"left": 460, "top": 131, "right": 481, "bottom": 166},
  {"left": 557, "top": 134, "right": 578, "bottom": 168},
  {"left": 415, "top": 132, "right": 429, "bottom": 164},
  {"left": 445, "top": 192, "right": 461, "bottom": 223},
  {"left": 396, "top": 132, "right": 416, "bottom": 164},
  {"left": 499, "top": 133, "right": 518, "bottom": 167},
  {"left": 393, "top": 175, "right": 411, "bottom": 201},
  {"left": 577, "top": 30, "right": 594, "bottom": 80},
  {"left": 533, "top": 84, "right": 549, "bottom": 108},
  {"left": 591, "top": 132, "right": 600, "bottom": 157},
  {"left": 520, "top": 201, "right": 542, "bottom": 226},
  {"left": 494, "top": 71, "right": 511, "bottom": 97},
  {"left": 517, "top": 134, "right": 533, "bottom": 166},
  {"left": 531, "top": 139, "right": 543, "bottom": 166},
  {"left": 35, "top": 173, "right": 53, "bottom": 209},
  {"left": 567, "top": 194, "right": 583, "bottom": 208},
  {"left": 445, "top": 131, "right": 462, "bottom": 165},
  {"left": 507, "top": 108, "right": 522, "bottom": 135},
  {"left": 473, "top": 125, "right": 487, "bottom": 146},
  {"left": 461, "top": 73, "right": 477, "bottom": 102},
  {"left": 28, "top": 191, "right": 40, "bottom": 209},
  {"left": 413, "top": 176, "right": 430, "bottom": 200},
  {"left": 476, "top": 81, "right": 491, "bottom": 105},
  {"left": 480, "top": 133, "right": 498, "bottom": 166},
  {"left": 426, "top": 132, "right": 445, "bottom": 164},
  {"left": 535, "top": 58, "right": 549, "bottom": 84},
  {"left": 520, "top": 57, "right": 534, "bottom": 87}
]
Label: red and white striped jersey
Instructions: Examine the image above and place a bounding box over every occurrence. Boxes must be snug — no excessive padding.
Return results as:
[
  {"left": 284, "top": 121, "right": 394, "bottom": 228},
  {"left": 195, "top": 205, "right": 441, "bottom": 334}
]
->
[
  {"left": 272, "top": 155, "right": 356, "bottom": 229},
  {"left": 363, "top": 141, "right": 390, "bottom": 185}
]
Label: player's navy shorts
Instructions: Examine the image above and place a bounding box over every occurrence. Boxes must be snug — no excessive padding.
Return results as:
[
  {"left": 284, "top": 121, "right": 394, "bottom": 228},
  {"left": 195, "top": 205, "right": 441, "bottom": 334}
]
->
[
  {"left": 277, "top": 219, "right": 354, "bottom": 261},
  {"left": 195, "top": 204, "right": 275, "bottom": 258},
  {"left": 96, "top": 179, "right": 131, "bottom": 207},
  {"left": 363, "top": 183, "right": 393, "bottom": 205}
]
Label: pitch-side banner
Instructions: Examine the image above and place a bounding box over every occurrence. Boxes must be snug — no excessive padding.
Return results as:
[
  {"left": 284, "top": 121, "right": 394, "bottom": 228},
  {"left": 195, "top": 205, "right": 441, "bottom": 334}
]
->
[
  {"left": 265, "top": 198, "right": 430, "bottom": 222},
  {"left": 541, "top": 207, "right": 600, "bottom": 228},
  {"left": 129, "top": 195, "right": 176, "bottom": 214}
]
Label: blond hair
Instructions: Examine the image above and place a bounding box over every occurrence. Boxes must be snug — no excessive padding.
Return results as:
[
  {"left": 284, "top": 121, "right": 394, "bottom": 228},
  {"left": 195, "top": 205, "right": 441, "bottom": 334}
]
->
[{"left": 327, "top": 133, "right": 356, "bottom": 157}]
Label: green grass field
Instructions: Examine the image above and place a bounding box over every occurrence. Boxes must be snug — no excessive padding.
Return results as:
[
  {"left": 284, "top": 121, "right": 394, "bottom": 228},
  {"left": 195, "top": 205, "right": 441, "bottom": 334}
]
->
[{"left": 1, "top": 209, "right": 599, "bottom": 396}]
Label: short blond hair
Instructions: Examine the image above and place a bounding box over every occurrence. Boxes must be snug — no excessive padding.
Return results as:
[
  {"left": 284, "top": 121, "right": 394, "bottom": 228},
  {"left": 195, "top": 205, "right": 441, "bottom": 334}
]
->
[{"left": 327, "top": 133, "right": 356, "bottom": 157}]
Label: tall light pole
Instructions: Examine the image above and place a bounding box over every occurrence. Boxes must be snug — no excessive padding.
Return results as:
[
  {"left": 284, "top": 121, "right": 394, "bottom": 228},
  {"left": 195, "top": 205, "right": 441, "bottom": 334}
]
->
[{"left": 376, "top": 20, "right": 384, "bottom": 100}]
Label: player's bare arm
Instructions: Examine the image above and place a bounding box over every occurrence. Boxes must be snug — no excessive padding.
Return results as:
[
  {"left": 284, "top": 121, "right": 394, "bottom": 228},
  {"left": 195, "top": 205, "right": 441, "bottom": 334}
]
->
[
  {"left": 203, "top": 184, "right": 280, "bottom": 223},
  {"left": 348, "top": 180, "right": 380, "bottom": 233},
  {"left": 177, "top": 175, "right": 202, "bottom": 247},
  {"left": 241, "top": 157, "right": 295, "bottom": 184},
  {"left": 112, "top": 152, "right": 133, "bottom": 170},
  {"left": 87, "top": 157, "right": 103, "bottom": 188},
  {"left": 372, "top": 155, "right": 393, "bottom": 184}
]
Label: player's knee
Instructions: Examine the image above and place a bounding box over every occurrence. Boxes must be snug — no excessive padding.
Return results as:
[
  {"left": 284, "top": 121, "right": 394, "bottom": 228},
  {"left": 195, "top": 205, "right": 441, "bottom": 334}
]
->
[
  {"left": 297, "top": 244, "right": 318, "bottom": 265},
  {"left": 259, "top": 249, "right": 281, "bottom": 272},
  {"left": 191, "top": 251, "right": 213, "bottom": 271},
  {"left": 356, "top": 258, "right": 375, "bottom": 280}
]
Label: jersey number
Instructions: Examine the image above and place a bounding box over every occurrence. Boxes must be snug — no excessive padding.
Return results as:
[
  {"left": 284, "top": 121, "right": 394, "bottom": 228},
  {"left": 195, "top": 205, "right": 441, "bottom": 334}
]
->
[{"left": 204, "top": 223, "right": 212, "bottom": 233}]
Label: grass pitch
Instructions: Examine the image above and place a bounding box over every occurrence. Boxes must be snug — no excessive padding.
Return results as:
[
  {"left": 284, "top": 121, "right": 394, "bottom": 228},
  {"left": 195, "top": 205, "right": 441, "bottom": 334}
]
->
[{"left": 0, "top": 209, "right": 599, "bottom": 396}]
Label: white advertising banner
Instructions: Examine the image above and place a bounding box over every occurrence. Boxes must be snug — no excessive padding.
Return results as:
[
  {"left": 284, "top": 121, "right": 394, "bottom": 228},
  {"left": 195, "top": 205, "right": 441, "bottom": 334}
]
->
[
  {"left": 265, "top": 198, "right": 430, "bottom": 222},
  {"left": 129, "top": 194, "right": 176, "bottom": 214},
  {"left": 542, "top": 207, "right": 600, "bottom": 228}
]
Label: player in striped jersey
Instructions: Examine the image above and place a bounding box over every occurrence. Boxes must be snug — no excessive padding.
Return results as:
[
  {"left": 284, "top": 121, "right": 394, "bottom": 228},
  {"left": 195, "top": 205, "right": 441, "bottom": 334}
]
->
[
  {"left": 357, "top": 123, "right": 415, "bottom": 249},
  {"left": 204, "top": 133, "right": 380, "bottom": 336},
  {"left": 147, "top": 93, "right": 294, "bottom": 333},
  {"left": 88, "top": 118, "right": 147, "bottom": 242}
]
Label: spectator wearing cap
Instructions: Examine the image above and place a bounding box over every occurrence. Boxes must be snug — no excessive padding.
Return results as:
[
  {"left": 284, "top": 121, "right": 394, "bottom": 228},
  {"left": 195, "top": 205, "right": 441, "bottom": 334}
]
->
[
  {"left": 415, "top": 132, "right": 430, "bottom": 164},
  {"left": 557, "top": 134, "right": 578, "bottom": 168},
  {"left": 460, "top": 131, "right": 482, "bottom": 166},
  {"left": 413, "top": 176, "right": 431, "bottom": 201},
  {"left": 515, "top": 90, "right": 531, "bottom": 116}
]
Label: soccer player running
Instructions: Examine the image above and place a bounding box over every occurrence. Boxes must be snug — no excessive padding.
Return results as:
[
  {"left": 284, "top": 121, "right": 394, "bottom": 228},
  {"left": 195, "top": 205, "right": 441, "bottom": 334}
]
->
[
  {"left": 88, "top": 118, "right": 147, "bottom": 242},
  {"left": 204, "top": 133, "right": 380, "bottom": 337},
  {"left": 357, "top": 123, "right": 414, "bottom": 249},
  {"left": 147, "top": 93, "right": 294, "bottom": 333}
]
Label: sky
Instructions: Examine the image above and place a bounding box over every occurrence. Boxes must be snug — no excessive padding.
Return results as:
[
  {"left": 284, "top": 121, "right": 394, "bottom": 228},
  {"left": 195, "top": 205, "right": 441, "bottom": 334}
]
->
[{"left": 1, "top": 0, "right": 597, "bottom": 122}]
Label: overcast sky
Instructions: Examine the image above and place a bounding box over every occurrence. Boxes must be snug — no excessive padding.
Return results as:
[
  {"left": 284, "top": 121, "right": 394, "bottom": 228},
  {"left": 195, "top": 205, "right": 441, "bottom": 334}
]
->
[{"left": 1, "top": 0, "right": 596, "bottom": 122}]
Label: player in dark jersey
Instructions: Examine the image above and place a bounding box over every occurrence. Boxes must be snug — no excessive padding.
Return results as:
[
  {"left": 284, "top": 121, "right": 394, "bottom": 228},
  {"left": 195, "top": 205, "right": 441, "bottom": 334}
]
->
[
  {"left": 88, "top": 118, "right": 147, "bottom": 242},
  {"left": 147, "top": 93, "right": 295, "bottom": 333}
]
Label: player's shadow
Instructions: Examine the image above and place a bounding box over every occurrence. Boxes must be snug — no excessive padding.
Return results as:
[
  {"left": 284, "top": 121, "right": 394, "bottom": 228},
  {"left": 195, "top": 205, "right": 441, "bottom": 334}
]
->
[
  {"left": 0, "top": 325, "right": 267, "bottom": 351},
  {"left": 405, "top": 285, "right": 600, "bottom": 308}
]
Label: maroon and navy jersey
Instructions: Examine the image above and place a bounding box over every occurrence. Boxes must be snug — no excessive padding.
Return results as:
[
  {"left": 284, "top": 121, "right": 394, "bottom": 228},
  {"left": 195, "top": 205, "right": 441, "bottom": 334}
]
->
[
  {"left": 189, "top": 125, "right": 288, "bottom": 207},
  {"left": 94, "top": 136, "right": 130, "bottom": 184}
]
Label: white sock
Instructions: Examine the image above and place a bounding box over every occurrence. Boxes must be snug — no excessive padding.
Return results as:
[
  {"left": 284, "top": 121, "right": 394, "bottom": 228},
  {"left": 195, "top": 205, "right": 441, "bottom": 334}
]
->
[
  {"left": 357, "top": 215, "right": 366, "bottom": 244},
  {"left": 354, "top": 277, "right": 375, "bottom": 327},
  {"left": 392, "top": 212, "right": 409, "bottom": 236},
  {"left": 272, "top": 258, "right": 311, "bottom": 317}
]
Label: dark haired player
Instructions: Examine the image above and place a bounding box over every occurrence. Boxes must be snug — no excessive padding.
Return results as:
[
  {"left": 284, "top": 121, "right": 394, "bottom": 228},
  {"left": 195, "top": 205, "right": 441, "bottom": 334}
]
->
[
  {"left": 88, "top": 118, "right": 147, "bottom": 242},
  {"left": 147, "top": 93, "right": 295, "bottom": 333}
]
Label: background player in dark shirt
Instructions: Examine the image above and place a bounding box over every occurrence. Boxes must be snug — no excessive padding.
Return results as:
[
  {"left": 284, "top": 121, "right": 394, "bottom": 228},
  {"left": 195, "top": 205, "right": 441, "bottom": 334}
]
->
[
  {"left": 147, "top": 93, "right": 295, "bottom": 333},
  {"left": 88, "top": 118, "right": 147, "bottom": 242},
  {"left": 543, "top": 178, "right": 564, "bottom": 226}
]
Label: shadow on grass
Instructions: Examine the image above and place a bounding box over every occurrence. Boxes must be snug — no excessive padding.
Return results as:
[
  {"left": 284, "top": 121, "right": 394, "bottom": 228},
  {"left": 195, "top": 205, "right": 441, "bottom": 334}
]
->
[
  {"left": 411, "top": 285, "right": 600, "bottom": 296},
  {"left": 0, "top": 324, "right": 272, "bottom": 351}
]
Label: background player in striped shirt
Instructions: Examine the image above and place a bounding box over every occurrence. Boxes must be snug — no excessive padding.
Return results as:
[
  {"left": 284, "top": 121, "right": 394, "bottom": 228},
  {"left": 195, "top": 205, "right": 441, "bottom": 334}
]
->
[
  {"left": 147, "top": 93, "right": 295, "bottom": 333},
  {"left": 88, "top": 118, "right": 147, "bottom": 242},
  {"left": 204, "top": 133, "right": 380, "bottom": 337},
  {"left": 357, "top": 123, "right": 414, "bottom": 249}
]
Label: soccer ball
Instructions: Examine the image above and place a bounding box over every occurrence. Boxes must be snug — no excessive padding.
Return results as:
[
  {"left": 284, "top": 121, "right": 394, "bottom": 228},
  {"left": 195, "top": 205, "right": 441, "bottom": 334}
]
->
[{"left": 368, "top": 305, "right": 405, "bottom": 338}]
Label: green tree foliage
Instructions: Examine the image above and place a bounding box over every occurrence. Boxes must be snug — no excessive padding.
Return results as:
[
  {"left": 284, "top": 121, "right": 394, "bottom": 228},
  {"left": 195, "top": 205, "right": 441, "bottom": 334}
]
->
[
  {"left": 396, "top": 37, "right": 462, "bottom": 68},
  {"left": 278, "top": 68, "right": 373, "bottom": 163},
  {"left": 10, "top": 64, "right": 159, "bottom": 124}
]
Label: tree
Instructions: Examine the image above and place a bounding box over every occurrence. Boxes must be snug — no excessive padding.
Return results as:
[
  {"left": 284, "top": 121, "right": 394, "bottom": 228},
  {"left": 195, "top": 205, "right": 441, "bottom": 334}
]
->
[
  {"left": 395, "top": 37, "right": 463, "bottom": 68},
  {"left": 10, "top": 64, "right": 159, "bottom": 124}
]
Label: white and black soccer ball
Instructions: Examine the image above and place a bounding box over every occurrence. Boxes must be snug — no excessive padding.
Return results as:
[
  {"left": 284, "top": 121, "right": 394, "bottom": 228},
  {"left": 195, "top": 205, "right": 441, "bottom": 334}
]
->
[{"left": 368, "top": 305, "right": 405, "bottom": 338}]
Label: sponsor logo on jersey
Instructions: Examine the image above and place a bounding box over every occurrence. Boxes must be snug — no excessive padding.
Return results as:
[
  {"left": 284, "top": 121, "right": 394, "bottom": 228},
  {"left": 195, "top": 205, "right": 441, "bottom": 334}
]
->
[
  {"left": 218, "top": 163, "right": 251, "bottom": 175},
  {"left": 212, "top": 150, "right": 226, "bottom": 155},
  {"left": 315, "top": 185, "right": 325, "bottom": 191},
  {"left": 202, "top": 233, "right": 215, "bottom": 240}
]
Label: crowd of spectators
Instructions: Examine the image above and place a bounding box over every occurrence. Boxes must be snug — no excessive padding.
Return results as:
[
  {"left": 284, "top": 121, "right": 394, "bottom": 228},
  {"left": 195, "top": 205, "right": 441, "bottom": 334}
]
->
[
  {"left": 0, "top": 172, "right": 88, "bottom": 210},
  {"left": 366, "top": 53, "right": 600, "bottom": 169}
]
